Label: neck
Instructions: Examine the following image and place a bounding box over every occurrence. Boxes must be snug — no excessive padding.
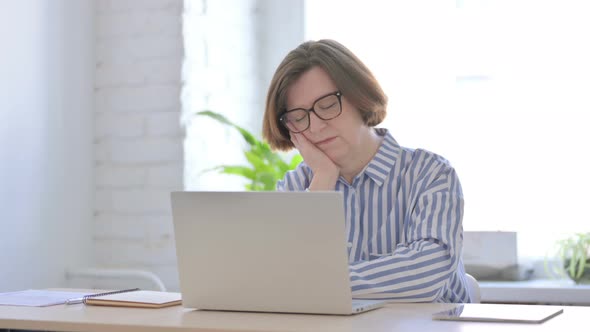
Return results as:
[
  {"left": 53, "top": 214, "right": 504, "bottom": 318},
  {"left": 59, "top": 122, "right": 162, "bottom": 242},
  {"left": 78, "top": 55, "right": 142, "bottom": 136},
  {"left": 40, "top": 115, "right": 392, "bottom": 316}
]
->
[{"left": 339, "top": 128, "right": 382, "bottom": 184}]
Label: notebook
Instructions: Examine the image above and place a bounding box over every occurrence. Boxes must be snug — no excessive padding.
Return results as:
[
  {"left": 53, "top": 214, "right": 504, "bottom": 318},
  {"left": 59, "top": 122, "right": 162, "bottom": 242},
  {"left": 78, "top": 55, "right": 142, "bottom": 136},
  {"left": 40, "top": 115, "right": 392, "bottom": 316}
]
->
[
  {"left": 170, "top": 191, "right": 387, "bottom": 315},
  {"left": 432, "top": 303, "right": 564, "bottom": 323},
  {"left": 83, "top": 290, "right": 182, "bottom": 309}
]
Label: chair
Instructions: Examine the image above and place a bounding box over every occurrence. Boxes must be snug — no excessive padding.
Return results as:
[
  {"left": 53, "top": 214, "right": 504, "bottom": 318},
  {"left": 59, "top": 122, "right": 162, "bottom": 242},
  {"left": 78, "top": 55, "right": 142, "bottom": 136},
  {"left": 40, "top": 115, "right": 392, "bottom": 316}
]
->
[
  {"left": 465, "top": 273, "right": 481, "bottom": 303},
  {"left": 65, "top": 267, "right": 167, "bottom": 291}
]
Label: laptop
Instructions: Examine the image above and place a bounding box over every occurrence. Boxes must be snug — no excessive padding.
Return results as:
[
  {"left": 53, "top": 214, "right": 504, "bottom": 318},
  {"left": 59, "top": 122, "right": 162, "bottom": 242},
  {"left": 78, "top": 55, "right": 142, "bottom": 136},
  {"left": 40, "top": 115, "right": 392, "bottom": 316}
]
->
[{"left": 170, "top": 191, "right": 386, "bottom": 315}]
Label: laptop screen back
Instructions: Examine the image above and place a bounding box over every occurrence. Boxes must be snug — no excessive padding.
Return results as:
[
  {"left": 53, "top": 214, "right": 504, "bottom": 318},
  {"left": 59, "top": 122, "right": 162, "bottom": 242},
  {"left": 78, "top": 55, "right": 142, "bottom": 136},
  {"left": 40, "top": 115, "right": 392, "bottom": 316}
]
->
[{"left": 171, "top": 191, "right": 354, "bottom": 314}]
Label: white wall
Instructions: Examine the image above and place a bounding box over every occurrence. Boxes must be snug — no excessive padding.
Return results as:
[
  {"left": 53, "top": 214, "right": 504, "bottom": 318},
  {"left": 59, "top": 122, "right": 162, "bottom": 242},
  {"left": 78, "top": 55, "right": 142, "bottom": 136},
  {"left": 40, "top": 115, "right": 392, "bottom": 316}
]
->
[
  {"left": 91, "top": 0, "right": 303, "bottom": 291},
  {"left": 92, "top": 0, "right": 184, "bottom": 290},
  {"left": 0, "top": 0, "right": 302, "bottom": 293},
  {"left": 0, "top": 0, "right": 94, "bottom": 291},
  {"left": 258, "top": 0, "right": 305, "bottom": 110},
  {"left": 0, "top": 0, "right": 305, "bottom": 292}
]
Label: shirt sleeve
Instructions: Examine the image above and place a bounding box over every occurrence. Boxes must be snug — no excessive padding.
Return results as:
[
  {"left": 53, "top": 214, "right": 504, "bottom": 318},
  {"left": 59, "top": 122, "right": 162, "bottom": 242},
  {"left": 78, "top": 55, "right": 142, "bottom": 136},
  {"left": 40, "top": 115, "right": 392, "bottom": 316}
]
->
[
  {"left": 276, "top": 162, "right": 311, "bottom": 191},
  {"left": 349, "top": 161, "right": 465, "bottom": 302}
]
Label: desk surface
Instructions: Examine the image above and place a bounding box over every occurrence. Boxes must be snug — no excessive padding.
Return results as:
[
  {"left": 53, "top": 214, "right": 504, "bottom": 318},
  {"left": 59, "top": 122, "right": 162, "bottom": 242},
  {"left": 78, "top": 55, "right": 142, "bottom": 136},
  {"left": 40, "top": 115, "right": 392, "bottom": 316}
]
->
[{"left": 0, "top": 301, "right": 584, "bottom": 332}]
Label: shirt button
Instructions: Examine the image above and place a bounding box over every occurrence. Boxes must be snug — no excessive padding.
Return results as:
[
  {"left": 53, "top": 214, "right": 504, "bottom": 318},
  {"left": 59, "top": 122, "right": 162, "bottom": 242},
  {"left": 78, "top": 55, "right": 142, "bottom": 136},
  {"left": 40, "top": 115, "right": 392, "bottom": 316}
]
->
[{"left": 347, "top": 242, "right": 353, "bottom": 248}]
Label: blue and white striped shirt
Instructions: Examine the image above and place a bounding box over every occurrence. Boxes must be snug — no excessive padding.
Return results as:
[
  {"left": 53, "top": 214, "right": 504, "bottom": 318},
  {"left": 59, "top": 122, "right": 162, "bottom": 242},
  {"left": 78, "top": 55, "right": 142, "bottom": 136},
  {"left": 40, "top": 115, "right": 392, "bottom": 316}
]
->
[{"left": 277, "top": 128, "right": 469, "bottom": 303}]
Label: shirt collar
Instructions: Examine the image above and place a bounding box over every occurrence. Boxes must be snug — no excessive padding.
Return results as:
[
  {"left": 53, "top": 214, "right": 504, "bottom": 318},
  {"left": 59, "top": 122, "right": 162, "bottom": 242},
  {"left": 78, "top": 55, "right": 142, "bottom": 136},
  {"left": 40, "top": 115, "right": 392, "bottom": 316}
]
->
[{"left": 362, "top": 128, "right": 401, "bottom": 186}]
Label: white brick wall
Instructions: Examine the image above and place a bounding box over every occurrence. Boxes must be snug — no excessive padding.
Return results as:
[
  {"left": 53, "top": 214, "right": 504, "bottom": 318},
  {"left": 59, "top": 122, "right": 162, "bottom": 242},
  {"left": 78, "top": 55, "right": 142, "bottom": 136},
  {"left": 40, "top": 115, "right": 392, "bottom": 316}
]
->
[
  {"left": 94, "top": 0, "right": 184, "bottom": 290},
  {"left": 91, "top": 0, "right": 303, "bottom": 292}
]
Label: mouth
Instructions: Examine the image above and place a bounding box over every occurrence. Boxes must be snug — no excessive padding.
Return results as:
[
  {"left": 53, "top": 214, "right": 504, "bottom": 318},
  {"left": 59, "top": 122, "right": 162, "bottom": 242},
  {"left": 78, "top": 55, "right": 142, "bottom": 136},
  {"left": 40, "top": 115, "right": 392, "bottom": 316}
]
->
[{"left": 315, "top": 137, "right": 337, "bottom": 146}]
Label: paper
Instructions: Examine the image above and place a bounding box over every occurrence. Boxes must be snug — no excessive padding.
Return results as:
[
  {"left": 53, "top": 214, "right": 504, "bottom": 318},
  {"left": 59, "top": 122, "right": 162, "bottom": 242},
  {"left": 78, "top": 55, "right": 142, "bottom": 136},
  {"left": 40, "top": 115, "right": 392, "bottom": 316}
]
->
[{"left": 0, "top": 289, "right": 91, "bottom": 307}]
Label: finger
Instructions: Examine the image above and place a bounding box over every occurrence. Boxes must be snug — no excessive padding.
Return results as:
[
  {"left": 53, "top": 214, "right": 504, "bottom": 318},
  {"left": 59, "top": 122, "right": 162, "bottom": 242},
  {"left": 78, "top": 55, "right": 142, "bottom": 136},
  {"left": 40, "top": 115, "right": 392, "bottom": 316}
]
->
[
  {"left": 293, "top": 133, "right": 313, "bottom": 147},
  {"left": 290, "top": 133, "right": 300, "bottom": 149}
]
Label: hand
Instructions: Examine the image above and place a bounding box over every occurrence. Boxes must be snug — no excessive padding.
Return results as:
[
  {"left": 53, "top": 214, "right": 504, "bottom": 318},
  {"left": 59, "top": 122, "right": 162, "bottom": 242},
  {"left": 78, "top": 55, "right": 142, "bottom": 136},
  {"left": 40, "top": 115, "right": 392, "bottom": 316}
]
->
[{"left": 291, "top": 133, "right": 340, "bottom": 190}]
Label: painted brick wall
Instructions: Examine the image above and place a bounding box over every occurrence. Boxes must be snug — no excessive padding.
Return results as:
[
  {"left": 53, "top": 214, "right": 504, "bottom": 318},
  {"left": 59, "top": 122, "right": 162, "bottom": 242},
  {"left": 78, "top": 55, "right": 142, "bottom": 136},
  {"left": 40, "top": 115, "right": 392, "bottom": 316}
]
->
[
  {"left": 94, "top": 0, "right": 185, "bottom": 290},
  {"left": 91, "top": 0, "right": 302, "bottom": 292}
]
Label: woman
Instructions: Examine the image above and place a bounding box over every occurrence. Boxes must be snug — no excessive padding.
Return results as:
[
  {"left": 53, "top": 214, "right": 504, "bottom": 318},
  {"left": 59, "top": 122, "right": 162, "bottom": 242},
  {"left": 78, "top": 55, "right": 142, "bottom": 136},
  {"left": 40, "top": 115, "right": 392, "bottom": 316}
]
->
[{"left": 262, "top": 39, "right": 469, "bottom": 303}]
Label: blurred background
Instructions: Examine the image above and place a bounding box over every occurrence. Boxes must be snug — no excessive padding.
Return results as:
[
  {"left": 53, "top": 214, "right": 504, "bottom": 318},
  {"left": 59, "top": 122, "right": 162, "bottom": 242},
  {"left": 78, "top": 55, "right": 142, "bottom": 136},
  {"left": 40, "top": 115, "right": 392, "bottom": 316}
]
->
[{"left": 1, "top": 0, "right": 589, "bottom": 293}]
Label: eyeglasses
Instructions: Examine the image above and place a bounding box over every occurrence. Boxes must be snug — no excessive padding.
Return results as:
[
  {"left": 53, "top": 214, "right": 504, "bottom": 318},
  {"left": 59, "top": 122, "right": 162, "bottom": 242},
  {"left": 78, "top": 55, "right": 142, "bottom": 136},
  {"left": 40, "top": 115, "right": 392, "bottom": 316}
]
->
[{"left": 279, "top": 91, "right": 342, "bottom": 133}]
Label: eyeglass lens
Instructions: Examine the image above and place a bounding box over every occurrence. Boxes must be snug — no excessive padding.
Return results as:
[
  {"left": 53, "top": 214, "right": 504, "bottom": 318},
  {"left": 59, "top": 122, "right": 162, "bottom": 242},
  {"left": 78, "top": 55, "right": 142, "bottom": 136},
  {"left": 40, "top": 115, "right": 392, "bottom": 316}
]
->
[{"left": 282, "top": 93, "right": 341, "bottom": 133}]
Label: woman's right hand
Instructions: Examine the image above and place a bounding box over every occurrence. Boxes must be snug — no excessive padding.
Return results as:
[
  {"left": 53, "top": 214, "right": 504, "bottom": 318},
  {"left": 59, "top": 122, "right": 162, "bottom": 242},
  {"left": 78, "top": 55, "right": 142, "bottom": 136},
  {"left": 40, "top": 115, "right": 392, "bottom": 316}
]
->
[{"left": 290, "top": 133, "right": 340, "bottom": 191}]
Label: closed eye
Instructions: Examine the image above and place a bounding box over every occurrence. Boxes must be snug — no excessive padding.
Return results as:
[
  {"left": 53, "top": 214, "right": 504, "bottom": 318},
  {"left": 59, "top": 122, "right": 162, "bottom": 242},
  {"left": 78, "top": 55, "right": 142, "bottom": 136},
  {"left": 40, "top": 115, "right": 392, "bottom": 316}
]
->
[{"left": 318, "top": 102, "right": 337, "bottom": 110}]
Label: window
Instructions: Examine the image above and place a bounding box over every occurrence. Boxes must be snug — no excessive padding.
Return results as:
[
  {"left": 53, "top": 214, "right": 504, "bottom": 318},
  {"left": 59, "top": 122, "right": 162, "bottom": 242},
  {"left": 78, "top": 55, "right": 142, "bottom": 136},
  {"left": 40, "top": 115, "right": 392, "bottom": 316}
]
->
[
  {"left": 182, "top": 1, "right": 304, "bottom": 191},
  {"left": 306, "top": 0, "right": 590, "bottom": 258}
]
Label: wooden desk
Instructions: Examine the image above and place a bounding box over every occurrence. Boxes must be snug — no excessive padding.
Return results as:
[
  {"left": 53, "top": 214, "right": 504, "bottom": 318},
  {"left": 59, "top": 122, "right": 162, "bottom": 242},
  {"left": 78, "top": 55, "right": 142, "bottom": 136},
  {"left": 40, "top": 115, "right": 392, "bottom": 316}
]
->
[{"left": 0, "top": 302, "right": 584, "bottom": 332}]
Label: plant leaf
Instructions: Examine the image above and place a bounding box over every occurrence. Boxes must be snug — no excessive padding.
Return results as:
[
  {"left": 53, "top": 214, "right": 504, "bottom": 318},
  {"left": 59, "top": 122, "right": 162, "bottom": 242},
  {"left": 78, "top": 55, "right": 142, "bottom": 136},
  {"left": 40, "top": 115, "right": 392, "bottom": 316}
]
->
[
  {"left": 196, "top": 110, "right": 257, "bottom": 146},
  {"left": 217, "top": 166, "right": 256, "bottom": 180},
  {"left": 289, "top": 154, "right": 303, "bottom": 169},
  {"left": 244, "top": 151, "right": 270, "bottom": 172},
  {"left": 256, "top": 172, "right": 277, "bottom": 190},
  {"left": 194, "top": 110, "right": 304, "bottom": 191}
]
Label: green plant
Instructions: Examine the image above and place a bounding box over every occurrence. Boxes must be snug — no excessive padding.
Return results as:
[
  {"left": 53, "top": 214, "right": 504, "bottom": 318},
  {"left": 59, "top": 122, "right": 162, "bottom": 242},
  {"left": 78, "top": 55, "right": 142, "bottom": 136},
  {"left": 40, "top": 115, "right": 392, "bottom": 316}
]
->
[
  {"left": 546, "top": 232, "right": 590, "bottom": 284},
  {"left": 196, "top": 110, "right": 302, "bottom": 191}
]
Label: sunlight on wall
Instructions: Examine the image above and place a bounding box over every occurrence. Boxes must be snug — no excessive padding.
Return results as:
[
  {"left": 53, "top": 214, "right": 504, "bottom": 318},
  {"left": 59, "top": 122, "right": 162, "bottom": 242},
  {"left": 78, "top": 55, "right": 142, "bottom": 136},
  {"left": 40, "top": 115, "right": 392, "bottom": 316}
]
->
[
  {"left": 182, "top": 0, "right": 260, "bottom": 191},
  {"left": 306, "top": 0, "right": 590, "bottom": 258}
]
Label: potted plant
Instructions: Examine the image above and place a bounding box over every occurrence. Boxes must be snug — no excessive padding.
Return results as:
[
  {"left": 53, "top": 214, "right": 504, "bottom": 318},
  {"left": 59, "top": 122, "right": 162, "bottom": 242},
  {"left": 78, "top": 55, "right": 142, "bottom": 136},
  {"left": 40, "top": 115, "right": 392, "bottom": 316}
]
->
[
  {"left": 547, "top": 232, "right": 590, "bottom": 284},
  {"left": 195, "top": 110, "right": 302, "bottom": 191}
]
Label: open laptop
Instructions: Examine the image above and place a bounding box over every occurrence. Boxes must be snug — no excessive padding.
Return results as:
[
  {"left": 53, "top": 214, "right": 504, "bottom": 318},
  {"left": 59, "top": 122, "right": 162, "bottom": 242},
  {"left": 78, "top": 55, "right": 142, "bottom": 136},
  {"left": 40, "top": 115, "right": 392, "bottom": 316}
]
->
[{"left": 170, "top": 191, "right": 386, "bottom": 315}]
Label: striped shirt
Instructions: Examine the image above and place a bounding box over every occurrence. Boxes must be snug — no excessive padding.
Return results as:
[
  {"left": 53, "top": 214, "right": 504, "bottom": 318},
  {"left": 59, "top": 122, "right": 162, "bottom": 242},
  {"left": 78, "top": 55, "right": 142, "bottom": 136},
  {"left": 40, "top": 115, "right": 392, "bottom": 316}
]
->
[{"left": 277, "top": 128, "right": 469, "bottom": 303}]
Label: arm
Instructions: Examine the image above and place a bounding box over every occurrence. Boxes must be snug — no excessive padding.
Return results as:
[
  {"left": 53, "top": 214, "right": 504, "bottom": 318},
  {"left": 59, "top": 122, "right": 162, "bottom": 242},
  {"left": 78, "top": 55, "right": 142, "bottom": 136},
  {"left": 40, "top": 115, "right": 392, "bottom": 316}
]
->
[
  {"left": 276, "top": 163, "right": 310, "bottom": 191},
  {"left": 350, "top": 166, "right": 464, "bottom": 302}
]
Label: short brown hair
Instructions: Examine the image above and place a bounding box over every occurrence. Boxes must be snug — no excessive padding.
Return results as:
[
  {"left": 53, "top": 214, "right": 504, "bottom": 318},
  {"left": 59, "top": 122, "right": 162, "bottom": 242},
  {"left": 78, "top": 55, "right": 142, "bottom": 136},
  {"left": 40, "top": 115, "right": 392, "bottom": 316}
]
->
[{"left": 262, "top": 39, "right": 388, "bottom": 151}]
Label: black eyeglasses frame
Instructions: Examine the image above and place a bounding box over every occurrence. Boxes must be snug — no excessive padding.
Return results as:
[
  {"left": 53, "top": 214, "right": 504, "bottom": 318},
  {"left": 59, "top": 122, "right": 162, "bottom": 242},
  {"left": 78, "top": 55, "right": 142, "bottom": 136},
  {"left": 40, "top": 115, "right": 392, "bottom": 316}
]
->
[{"left": 279, "top": 91, "right": 343, "bottom": 133}]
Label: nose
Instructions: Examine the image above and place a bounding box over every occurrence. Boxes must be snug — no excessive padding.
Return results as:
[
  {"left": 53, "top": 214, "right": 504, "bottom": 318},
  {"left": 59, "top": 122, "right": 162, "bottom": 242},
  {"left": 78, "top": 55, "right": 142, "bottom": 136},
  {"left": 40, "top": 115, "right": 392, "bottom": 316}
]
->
[{"left": 307, "top": 111, "right": 326, "bottom": 134}]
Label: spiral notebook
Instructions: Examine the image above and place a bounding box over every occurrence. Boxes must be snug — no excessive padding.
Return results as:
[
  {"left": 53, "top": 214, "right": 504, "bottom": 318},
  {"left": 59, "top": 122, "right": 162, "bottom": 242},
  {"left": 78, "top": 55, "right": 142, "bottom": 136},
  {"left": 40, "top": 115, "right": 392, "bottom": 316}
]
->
[{"left": 83, "top": 289, "right": 182, "bottom": 309}]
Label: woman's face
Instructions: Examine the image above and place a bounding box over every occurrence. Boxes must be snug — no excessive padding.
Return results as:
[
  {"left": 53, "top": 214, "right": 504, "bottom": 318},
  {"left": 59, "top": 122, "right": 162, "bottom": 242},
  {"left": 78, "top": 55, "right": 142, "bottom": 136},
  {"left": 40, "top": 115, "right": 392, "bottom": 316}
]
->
[{"left": 285, "top": 66, "right": 368, "bottom": 164}]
